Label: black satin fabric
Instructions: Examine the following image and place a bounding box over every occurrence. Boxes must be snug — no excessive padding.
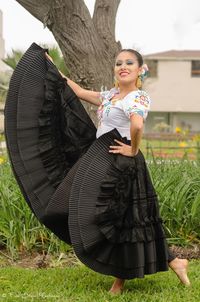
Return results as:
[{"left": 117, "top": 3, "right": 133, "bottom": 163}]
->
[
  {"left": 96, "top": 154, "right": 164, "bottom": 244},
  {"left": 5, "top": 42, "right": 170, "bottom": 279},
  {"left": 38, "top": 65, "right": 96, "bottom": 188},
  {"left": 5, "top": 43, "right": 96, "bottom": 244},
  {"left": 4, "top": 43, "right": 44, "bottom": 214},
  {"left": 69, "top": 129, "right": 169, "bottom": 279},
  {"left": 96, "top": 139, "right": 164, "bottom": 244}
]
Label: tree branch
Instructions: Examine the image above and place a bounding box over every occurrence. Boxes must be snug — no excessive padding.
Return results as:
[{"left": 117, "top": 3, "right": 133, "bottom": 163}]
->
[
  {"left": 15, "top": 0, "right": 91, "bottom": 29},
  {"left": 14, "top": 0, "right": 121, "bottom": 91},
  {"left": 93, "top": 0, "right": 121, "bottom": 49},
  {"left": 16, "top": 0, "right": 50, "bottom": 25}
]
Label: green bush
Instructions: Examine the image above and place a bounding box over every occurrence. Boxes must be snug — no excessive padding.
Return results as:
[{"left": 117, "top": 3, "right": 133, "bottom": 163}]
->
[
  {"left": 0, "top": 156, "right": 200, "bottom": 257},
  {"left": 0, "top": 160, "right": 70, "bottom": 258},
  {"left": 148, "top": 158, "right": 200, "bottom": 245}
]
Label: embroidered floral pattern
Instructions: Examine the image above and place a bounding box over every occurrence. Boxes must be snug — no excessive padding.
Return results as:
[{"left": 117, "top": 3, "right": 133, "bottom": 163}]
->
[
  {"left": 97, "top": 89, "right": 151, "bottom": 126},
  {"left": 126, "top": 105, "right": 145, "bottom": 118},
  {"left": 97, "top": 100, "right": 111, "bottom": 125},
  {"left": 97, "top": 88, "right": 119, "bottom": 125},
  {"left": 123, "top": 91, "right": 150, "bottom": 119},
  {"left": 134, "top": 91, "right": 150, "bottom": 108}
]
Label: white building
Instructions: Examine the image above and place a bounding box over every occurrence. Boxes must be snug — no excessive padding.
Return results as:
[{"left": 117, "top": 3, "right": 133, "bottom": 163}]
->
[{"left": 144, "top": 50, "right": 200, "bottom": 133}]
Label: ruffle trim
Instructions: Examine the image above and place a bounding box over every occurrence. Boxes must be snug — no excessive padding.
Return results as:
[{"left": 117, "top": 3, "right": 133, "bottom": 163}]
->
[
  {"left": 38, "top": 65, "right": 70, "bottom": 187},
  {"left": 95, "top": 142, "right": 165, "bottom": 243},
  {"left": 38, "top": 64, "right": 96, "bottom": 188}
]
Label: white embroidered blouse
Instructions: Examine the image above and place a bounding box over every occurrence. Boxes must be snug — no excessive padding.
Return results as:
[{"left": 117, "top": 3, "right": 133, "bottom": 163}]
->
[{"left": 96, "top": 87, "right": 151, "bottom": 139}]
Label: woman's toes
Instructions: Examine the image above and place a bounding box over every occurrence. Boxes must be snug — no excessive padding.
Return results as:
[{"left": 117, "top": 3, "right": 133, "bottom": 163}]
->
[{"left": 169, "top": 259, "right": 191, "bottom": 286}]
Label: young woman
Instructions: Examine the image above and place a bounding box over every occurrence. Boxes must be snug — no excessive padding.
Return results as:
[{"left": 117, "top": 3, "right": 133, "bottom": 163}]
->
[{"left": 47, "top": 49, "right": 190, "bottom": 293}]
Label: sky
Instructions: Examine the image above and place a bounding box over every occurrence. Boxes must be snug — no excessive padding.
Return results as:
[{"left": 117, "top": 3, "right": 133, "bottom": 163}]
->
[{"left": 0, "top": 0, "right": 200, "bottom": 57}]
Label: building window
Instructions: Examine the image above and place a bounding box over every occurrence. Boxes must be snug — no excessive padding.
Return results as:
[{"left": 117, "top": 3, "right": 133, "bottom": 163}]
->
[
  {"left": 145, "top": 60, "right": 158, "bottom": 77},
  {"left": 191, "top": 61, "right": 200, "bottom": 77}
]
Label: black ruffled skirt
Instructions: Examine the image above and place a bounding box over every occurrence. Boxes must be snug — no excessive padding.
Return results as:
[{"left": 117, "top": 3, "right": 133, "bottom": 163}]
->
[{"left": 5, "top": 43, "right": 169, "bottom": 279}]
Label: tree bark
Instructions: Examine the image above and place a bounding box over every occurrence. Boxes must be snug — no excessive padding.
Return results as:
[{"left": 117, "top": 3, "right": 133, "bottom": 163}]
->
[
  {"left": 93, "top": 0, "right": 121, "bottom": 53},
  {"left": 15, "top": 0, "right": 122, "bottom": 122}
]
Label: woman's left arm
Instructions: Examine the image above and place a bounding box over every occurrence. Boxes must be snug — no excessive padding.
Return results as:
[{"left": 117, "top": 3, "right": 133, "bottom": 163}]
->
[
  {"left": 129, "top": 113, "right": 144, "bottom": 156},
  {"left": 109, "top": 114, "right": 143, "bottom": 157}
]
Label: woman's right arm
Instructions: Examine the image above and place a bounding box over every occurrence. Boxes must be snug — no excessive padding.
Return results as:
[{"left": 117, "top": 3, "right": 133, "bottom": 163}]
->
[
  {"left": 46, "top": 53, "right": 101, "bottom": 106},
  {"left": 61, "top": 71, "right": 101, "bottom": 106}
]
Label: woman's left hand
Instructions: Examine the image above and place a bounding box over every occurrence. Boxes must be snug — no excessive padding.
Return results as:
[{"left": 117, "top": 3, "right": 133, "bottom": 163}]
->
[
  {"left": 109, "top": 139, "right": 138, "bottom": 157},
  {"left": 45, "top": 52, "right": 54, "bottom": 63}
]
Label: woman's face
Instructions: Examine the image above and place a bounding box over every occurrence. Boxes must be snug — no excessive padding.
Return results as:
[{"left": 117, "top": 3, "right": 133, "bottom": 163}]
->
[{"left": 114, "top": 51, "right": 142, "bottom": 86}]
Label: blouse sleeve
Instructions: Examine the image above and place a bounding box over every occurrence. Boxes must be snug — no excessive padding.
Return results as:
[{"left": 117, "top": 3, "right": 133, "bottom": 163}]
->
[
  {"left": 99, "top": 90, "right": 110, "bottom": 103},
  {"left": 122, "top": 90, "right": 151, "bottom": 121},
  {"left": 100, "top": 88, "right": 118, "bottom": 103}
]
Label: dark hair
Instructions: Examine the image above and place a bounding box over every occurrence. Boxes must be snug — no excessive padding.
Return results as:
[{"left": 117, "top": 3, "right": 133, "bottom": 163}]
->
[{"left": 117, "top": 49, "right": 143, "bottom": 67}]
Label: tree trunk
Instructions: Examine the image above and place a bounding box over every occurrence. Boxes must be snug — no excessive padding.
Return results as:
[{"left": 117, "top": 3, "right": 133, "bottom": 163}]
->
[{"left": 15, "top": 0, "right": 122, "bottom": 122}]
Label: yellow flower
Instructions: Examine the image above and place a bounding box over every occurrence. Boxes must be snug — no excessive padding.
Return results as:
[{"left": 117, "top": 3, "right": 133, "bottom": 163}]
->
[
  {"left": 175, "top": 127, "right": 182, "bottom": 133},
  {"left": 188, "top": 148, "right": 195, "bottom": 153},
  {"left": 0, "top": 157, "right": 5, "bottom": 165},
  {"left": 179, "top": 142, "right": 187, "bottom": 148},
  {"left": 192, "top": 134, "right": 200, "bottom": 142}
]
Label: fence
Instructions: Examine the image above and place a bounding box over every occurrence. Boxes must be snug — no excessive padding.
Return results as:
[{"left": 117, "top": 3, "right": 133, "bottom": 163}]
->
[
  {"left": 144, "top": 132, "right": 200, "bottom": 159},
  {"left": 1, "top": 132, "right": 200, "bottom": 159}
]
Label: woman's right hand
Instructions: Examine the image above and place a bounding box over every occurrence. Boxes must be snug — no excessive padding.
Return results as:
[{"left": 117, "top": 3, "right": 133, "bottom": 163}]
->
[{"left": 44, "top": 52, "right": 101, "bottom": 106}]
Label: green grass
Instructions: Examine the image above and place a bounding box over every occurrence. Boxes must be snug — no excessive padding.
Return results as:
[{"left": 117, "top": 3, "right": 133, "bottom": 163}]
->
[{"left": 0, "top": 260, "right": 199, "bottom": 302}]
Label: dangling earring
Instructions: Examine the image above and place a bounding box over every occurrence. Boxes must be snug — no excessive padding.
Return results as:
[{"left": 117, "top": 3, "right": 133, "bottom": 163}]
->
[
  {"left": 114, "top": 77, "right": 119, "bottom": 89},
  {"left": 136, "top": 75, "right": 142, "bottom": 89}
]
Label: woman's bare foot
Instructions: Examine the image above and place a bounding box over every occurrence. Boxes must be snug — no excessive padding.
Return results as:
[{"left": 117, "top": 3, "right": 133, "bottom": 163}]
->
[
  {"left": 169, "top": 258, "right": 191, "bottom": 286},
  {"left": 109, "top": 278, "right": 125, "bottom": 294}
]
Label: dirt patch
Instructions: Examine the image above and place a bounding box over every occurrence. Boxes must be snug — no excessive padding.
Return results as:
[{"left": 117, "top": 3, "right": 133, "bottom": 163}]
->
[
  {"left": 170, "top": 244, "right": 200, "bottom": 260},
  {"left": 0, "top": 250, "right": 79, "bottom": 269},
  {"left": 0, "top": 245, "right": 199, "bottom": 269}
]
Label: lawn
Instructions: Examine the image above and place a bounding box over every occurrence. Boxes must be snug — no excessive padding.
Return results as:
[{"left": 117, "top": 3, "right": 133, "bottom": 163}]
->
[{"left": 0, "top": 260, "right": 199, "bottom": 302}]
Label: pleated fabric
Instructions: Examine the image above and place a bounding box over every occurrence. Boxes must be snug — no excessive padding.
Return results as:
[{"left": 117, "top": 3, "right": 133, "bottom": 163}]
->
[
  {"left": 5, "top": 43, "right": 96, "bottom": 243},
  {"left": 69, "top": 129, "right": 169, "bottom": 279},
  {"left": 5, "top": 42, "right": 169, "bottom": 280},
  {"left": 5, "top": 43, "right": 44, "bottom": 213}
]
